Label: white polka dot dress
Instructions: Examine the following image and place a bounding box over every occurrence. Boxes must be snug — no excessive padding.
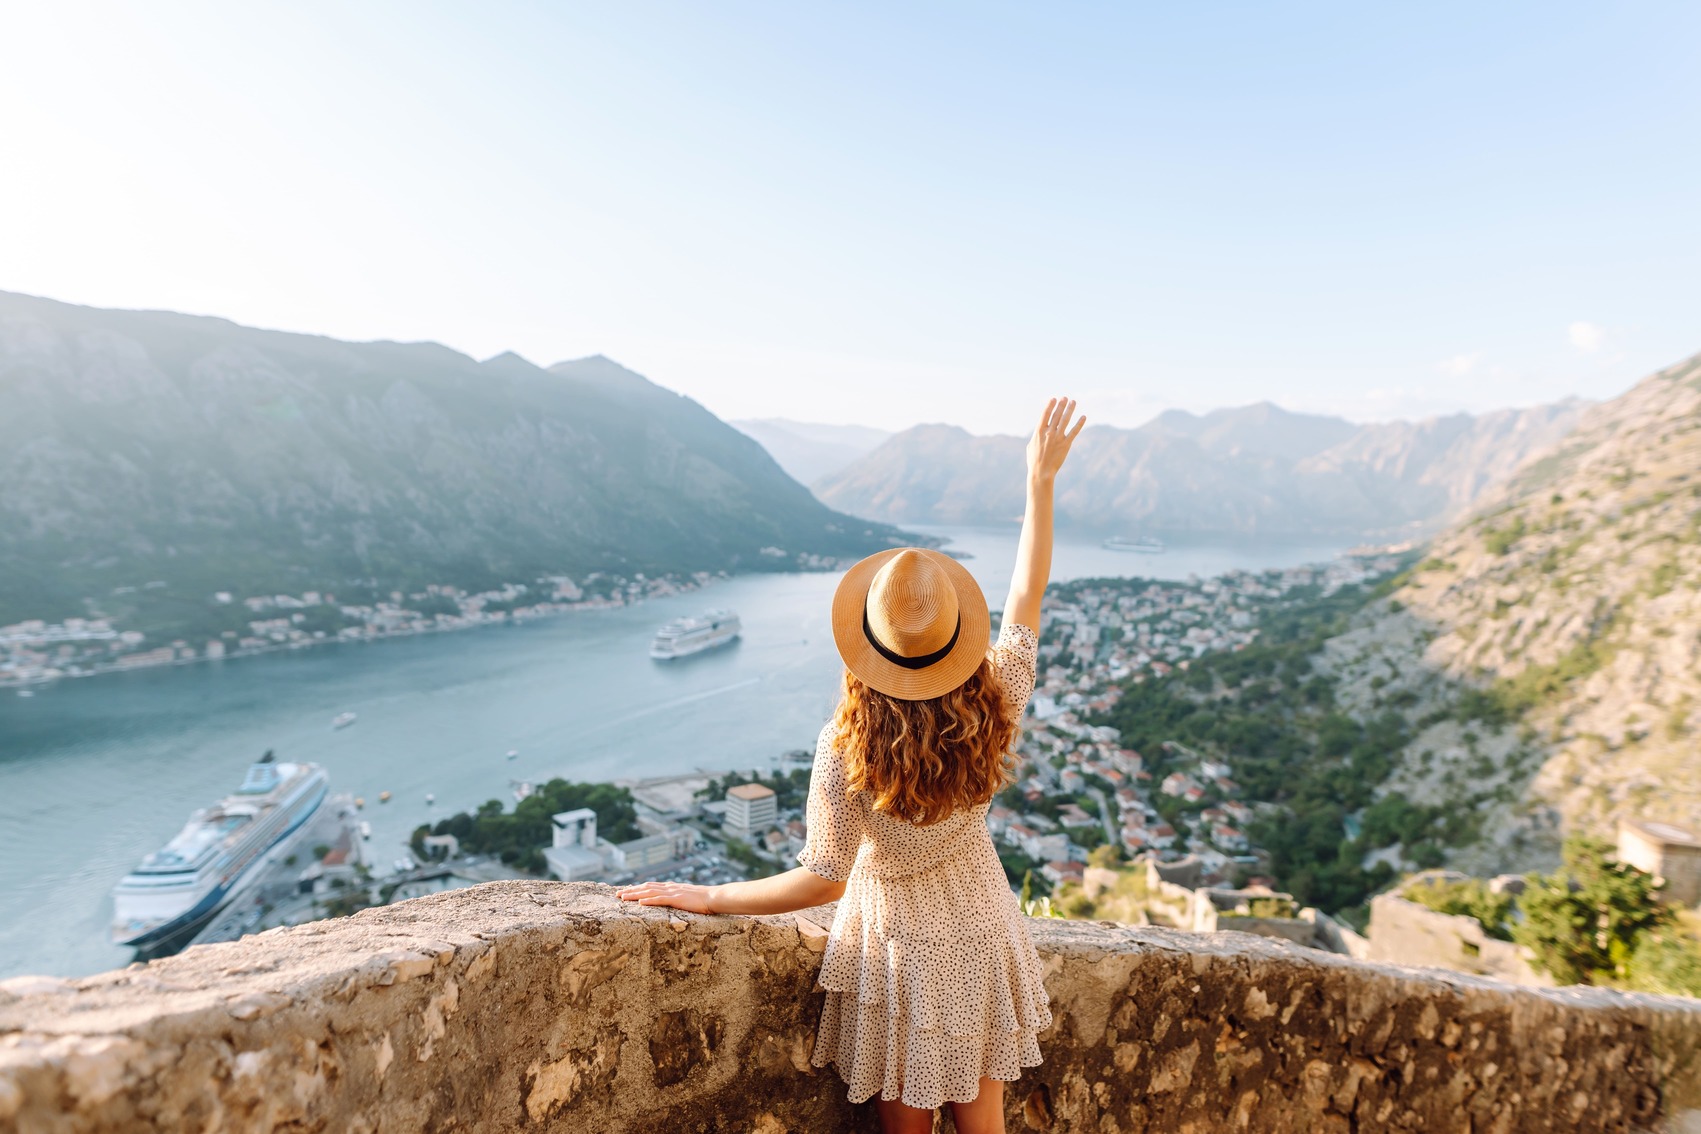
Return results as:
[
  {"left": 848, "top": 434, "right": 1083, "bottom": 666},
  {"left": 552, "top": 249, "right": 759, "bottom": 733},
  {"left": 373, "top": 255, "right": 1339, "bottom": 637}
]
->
[{"left": 798, "top": 622, "right": 1052, "bottom": 1110}]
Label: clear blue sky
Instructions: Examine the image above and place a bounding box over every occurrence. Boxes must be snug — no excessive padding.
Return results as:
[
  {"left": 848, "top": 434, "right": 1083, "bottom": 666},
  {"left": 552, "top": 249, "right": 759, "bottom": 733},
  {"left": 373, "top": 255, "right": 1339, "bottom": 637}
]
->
[{"left": 2, "top": 2, "right": 1697, "bottom": 433}]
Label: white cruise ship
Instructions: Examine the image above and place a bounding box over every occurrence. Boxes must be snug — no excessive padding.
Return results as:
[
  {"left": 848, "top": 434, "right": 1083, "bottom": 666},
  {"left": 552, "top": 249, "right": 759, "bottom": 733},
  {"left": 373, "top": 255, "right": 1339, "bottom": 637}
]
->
[
  {"left": 1102, "top": 535, "right": 1165, "bottom": 554},
  {"left": 110, "top": 752, "right": 328, "bottom": 952},
  {"left": 650, "top": 609, "right": 741, "bottom": 660}
]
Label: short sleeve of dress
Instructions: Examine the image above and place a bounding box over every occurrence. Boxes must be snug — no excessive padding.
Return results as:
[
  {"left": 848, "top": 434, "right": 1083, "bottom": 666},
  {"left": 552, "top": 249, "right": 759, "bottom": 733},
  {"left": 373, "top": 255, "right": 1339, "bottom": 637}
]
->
[
  {"left": 796, "top": 724, "right": 865, "bottom": 882},
  {"left": 991, "top": 621, "right": 1040, "bottom": 721}
]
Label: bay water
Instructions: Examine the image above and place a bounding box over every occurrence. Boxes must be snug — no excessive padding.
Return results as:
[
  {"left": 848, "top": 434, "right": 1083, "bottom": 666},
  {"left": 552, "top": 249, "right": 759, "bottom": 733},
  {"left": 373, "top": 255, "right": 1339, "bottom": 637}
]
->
[{"left": 0, "top": 526, "right": 1345, "bottom": 978}]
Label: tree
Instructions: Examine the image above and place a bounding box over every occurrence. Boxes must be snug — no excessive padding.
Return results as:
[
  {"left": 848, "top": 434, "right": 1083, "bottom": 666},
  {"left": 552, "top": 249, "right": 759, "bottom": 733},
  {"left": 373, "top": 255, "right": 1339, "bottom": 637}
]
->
[
  {"left": 1626, "top": 929, "right": 1701, "bottom": 998},
  {"left": 425, "top": 778, "right": 642, "bottom": 875},
  {"left": 1512, "top": 836, "right": 1673, "bottom": 985}
]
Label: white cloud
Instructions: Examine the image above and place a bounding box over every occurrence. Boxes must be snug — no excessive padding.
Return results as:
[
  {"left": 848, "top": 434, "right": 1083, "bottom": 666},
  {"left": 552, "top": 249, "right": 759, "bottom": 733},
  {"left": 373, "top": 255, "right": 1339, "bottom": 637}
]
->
[
  {"left": 1438, "top": 353, "right": 1480, "bottom": 376},
  {"left": 1569, "top": 321, "right": 1606, "bottom": 352}
]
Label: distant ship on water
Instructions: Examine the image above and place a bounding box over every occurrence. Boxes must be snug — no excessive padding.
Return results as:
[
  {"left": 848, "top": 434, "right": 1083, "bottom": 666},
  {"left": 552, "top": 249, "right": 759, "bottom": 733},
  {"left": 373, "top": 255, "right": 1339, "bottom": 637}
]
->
[
  {"left": 1101, "top": 536, "right": 1166, "bottom": 554},
  {"left": 331, "top": 711, "right": 357, "bottom": 729},
  {"left": 650, "top": 609, "right": 741, "bottom": 660},
  {"left": 109, "top": 752, "right": 327, "bottom": 953}
]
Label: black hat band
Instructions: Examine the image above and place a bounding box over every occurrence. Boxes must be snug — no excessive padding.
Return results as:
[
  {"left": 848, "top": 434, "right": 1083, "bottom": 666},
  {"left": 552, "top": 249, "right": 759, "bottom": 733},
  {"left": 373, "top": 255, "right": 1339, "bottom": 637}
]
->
[{"left": 862, "top": 603, "right": 962, "bottom": 670}]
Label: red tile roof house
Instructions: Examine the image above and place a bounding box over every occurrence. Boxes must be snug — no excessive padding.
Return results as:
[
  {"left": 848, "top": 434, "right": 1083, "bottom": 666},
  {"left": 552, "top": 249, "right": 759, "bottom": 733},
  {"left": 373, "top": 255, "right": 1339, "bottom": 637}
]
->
[
  {"left": 1213, "top": 825, "right": 1249, "bottom": 851},
  {"left": 1040, "top": 860, "right": 1086, "bottom": 887}
]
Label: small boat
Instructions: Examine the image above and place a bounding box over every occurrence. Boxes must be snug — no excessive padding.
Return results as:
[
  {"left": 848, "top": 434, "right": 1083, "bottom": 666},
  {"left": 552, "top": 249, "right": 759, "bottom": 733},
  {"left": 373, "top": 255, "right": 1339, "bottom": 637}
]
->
[
  {"left": 1102, "top": 536, "right": 1165, "bottom": 554},
  {"left": 378, "top": 790, "right": 392, "bottom": 804},
  {"left": 359, "top": 821, "right": 372, "bottom": 841},
  {"left": 354, "top": 796, "right": 365, "bottom": 809},
  {"left": 425, "top": 793, "right": 435, "bottom": 805},
  {"left": 512, "top": 780, "right": 534, "bottom": 803},
  {"left": 331, "top": 711, "right": 357, "bottom": 730},
  {"left": 506, "top": 750, "right": 519, "bottom": 760}
]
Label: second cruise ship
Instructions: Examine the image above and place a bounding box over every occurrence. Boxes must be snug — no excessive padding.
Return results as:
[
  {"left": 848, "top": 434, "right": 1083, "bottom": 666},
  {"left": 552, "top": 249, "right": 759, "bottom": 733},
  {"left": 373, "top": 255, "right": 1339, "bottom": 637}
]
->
[{"left": 650, "top": 609, "right": 742, "bottom": 660}]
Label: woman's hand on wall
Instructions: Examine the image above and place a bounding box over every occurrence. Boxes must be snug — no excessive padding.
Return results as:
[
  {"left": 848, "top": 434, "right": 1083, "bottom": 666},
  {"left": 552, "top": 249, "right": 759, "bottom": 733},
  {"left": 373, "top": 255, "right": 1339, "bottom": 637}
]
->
[
  {"left": 617, "top": 867, "right": 844, "bottom": 916},
  {"left": 616, "top": 881, "right": 715, "bottom": 914}
]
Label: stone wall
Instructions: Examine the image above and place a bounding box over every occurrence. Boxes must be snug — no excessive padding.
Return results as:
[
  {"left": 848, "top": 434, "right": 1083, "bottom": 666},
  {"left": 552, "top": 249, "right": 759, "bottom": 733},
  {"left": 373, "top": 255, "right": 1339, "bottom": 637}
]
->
[
  {"left": 1367, "top": 891, "right": 1552, "bottom": 989},
  {"left": 1305, "top": 907, "right": 1373, "bottom": 961},
  {"left": 3, "top": 881, "right": 1701, "bottom": 1133}
]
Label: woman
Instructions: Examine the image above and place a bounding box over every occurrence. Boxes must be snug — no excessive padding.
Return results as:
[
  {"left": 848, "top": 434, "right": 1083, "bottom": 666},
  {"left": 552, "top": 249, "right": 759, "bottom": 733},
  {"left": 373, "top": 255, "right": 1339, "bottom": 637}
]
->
[{"left": 619, "top": 398, "right": 1085, "bottom": 1134}]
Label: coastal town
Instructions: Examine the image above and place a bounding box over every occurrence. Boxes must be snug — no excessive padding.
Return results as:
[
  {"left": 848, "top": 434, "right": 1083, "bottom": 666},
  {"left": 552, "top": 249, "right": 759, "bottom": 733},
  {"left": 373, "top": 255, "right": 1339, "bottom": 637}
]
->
[
  {"left": 1, "top": 547, "right": 853, "bottom": 690},
  {"left": 380, "top": 554, "right": 1402, "bottom": 912},
  {"left": 76, "top": 550, "right": 1413, "bottom": 969},
  {"left": 987, "top": 555, "right": 1400, "bottom": 893},
  {"left": 0, "top": 571, "right": 715, "bottom": 688}
]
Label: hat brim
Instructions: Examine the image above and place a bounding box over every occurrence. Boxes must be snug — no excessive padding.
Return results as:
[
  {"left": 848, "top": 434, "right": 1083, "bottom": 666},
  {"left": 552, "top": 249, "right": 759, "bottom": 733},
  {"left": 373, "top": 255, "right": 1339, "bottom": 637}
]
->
[{"left": 831, "top": 548, "right": 993, "bottom": 701}]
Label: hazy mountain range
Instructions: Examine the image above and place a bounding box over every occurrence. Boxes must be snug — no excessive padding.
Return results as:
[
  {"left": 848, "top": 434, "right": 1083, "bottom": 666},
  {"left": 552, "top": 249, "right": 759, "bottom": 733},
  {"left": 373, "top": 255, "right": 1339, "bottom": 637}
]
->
[
  {"left": 0, "top": 291, "right": 907, "bottom": 626},
  {"left": 729, "top": 419, "right": 892, "bottom": 486},
  {"left": 811, "top": 401, "right": 1590, "bottom": 536}
]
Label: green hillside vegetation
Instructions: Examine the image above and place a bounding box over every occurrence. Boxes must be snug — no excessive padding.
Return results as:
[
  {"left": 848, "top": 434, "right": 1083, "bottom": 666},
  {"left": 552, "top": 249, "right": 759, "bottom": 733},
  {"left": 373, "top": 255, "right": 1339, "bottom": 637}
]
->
[
  {"left": 1094, "top": 577, "right": 1488, "bottom": 914},
  {"left": 1510, "top": 836, "right": 1678, "bottom": 988},
  {"left": 411, "top": 779, "right": 639, "bottom": 874},
  {"left": 0, "top": 291, "right": 908, "bottom": 631},
  {"left": 1403, "top": 840, "right": 1701, "bottom": 997}
]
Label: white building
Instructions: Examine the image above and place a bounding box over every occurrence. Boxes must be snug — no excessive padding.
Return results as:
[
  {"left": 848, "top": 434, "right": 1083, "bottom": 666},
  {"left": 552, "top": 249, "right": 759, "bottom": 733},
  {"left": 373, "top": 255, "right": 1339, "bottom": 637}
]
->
[
  {"left": 544, "top": 808, "right": 605, "bottom": 882},
  {"left": 608, "top": 830, "right": 691, "bottom": 872},
  {"left": 724, "top": 783, "right": 777, "bottom": 838},
  {"left": 1021, "top": 832, "right": 1070, "bottom": 862}
]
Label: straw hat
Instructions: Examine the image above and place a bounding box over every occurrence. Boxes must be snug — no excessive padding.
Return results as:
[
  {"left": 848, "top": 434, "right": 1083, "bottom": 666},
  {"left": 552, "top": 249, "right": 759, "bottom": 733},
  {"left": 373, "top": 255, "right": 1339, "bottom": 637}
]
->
[{"left": 831, "top": 547, "right": 992, "bottom": 701}]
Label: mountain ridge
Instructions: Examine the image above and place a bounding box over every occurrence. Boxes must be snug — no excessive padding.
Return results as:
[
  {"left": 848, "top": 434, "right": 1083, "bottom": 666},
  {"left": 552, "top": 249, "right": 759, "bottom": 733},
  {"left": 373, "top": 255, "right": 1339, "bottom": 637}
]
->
[
  {"left": 817, "top": 399, "right": 1590, "bottom": 536},
  {"left": 0, "top": 290, "right": 908, "bottom": 630}
]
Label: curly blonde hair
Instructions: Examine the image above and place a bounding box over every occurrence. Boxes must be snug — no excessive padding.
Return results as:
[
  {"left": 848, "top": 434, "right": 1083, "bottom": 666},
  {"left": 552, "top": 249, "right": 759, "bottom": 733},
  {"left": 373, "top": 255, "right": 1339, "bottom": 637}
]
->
[{"left": 833, "top": 656, "right": 1019, "bottom": 826}]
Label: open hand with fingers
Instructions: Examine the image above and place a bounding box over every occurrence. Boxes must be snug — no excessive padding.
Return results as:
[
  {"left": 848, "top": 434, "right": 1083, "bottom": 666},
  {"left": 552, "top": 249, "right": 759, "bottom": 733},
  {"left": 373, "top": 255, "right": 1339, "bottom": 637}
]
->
[
  {"left": 616, "top": 880, "right": 714, "bottom": 914},
  {"left": 1028, "top": 397, "right": 1085, "bottom": 485}
]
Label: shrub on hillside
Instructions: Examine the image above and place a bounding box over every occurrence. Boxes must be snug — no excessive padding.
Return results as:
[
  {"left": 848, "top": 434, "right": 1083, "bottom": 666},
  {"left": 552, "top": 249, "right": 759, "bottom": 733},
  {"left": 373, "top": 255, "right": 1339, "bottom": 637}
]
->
[
  {"left": 1512, "top": 836, "right": 1673, "bottom": 986},
  {"left": 1625, "top": 928, "right": 1701, "bottom": 998}
]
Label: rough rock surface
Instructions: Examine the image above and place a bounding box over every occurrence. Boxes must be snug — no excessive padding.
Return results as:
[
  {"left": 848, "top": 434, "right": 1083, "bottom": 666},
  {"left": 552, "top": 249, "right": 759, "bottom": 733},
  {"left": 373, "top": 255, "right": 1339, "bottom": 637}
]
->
[
  {"left": 2, "top": 882, "right": 1700, "bottom": 1132},
  {"left": 1390, "top": 350, "right": 1701, "bottom": 848}
]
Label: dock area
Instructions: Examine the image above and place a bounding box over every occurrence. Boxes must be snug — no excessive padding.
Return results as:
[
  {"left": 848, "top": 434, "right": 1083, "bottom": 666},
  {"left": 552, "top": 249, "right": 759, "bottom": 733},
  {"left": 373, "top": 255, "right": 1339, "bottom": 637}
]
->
[{"left": 189, "top": 793, "right": 368, "bottom": 948}]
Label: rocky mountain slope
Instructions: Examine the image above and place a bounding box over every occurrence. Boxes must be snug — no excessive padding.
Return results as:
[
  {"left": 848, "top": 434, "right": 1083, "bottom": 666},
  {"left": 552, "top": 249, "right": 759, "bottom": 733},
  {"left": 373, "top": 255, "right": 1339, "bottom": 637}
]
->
[
  {"left": 1264, "top": 350, "right": 1701, "bottom": 877},
  {"left": 729, "top": 418, "right": 891, "bottom": 485},
  {"left": 0, "top": 291, "right": 905, "bottom": 626},
  {"left": 816, "top": 401, "right": 1586, "bottom": 536},
  {"left": 1381, "top": 349, "right": 1701, "bottom": 846}
]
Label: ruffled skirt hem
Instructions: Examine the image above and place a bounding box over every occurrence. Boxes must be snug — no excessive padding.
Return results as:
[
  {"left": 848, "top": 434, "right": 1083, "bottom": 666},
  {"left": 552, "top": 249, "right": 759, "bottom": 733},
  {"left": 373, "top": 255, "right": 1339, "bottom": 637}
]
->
[{"left": 811, "top": 991, "right": 1046, "bottom": 1110}]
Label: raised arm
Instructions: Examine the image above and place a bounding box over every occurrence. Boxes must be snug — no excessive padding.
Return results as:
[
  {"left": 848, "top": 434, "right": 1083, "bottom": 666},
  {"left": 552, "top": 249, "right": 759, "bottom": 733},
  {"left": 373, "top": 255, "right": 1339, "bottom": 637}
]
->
[{"left": 1003, "top": 397, "right": 1084, "bottom": 634}]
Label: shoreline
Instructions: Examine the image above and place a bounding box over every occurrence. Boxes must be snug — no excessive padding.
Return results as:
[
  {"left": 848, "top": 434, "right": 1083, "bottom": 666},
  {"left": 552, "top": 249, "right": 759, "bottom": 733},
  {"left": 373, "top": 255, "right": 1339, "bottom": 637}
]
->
[{"left": 2, "top": 570, "right": 750, "bottom": 692}]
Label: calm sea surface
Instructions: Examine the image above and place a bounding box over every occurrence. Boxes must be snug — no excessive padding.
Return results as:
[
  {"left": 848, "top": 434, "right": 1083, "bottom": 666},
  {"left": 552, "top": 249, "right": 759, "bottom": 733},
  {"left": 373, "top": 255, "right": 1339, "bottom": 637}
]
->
[{"left": 0, "top": 526, "right": 1345, "bottom": 978}]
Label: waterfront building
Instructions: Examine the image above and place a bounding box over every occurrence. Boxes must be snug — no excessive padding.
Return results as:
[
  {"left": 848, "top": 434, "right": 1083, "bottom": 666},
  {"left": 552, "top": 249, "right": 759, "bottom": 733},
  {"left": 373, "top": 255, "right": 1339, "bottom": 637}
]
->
[
  {"left": 724, "top": 783, "right": 777, "bottom": 838},
  {"left": 607, "top": 826, "right": 697, "bottom": 872},
  {"left": 545, "top": 808, "right": 698, "bottom": 881},
  {"left": 544, "top": 809, "right": 605, "bottom": 882}
]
